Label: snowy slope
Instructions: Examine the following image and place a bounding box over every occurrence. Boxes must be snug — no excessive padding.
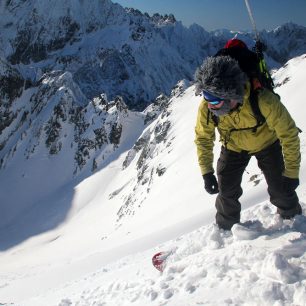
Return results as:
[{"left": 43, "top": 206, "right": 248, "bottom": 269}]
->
[
  {"left": 18, "top": 208, "right": 306, "bottom": 306},
  {"left": 0, "top": 54, "right": 306, "bottom": 305},
  {"left": 1, "top": 1, "right": 306, "bottom": 245}
]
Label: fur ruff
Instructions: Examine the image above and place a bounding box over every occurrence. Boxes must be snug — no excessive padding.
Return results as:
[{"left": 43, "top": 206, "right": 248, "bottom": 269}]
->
[{"left": 195, "top": 55, "right": 247, "bottom": 101}]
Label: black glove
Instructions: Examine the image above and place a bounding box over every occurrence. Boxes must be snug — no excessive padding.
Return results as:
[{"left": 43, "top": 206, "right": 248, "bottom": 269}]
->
[
  {"left": 203, "top": 173, "right": 219, "bottom": 194},
  {"left": 282, "top": 176, "right": 299, "bottom": 193}
]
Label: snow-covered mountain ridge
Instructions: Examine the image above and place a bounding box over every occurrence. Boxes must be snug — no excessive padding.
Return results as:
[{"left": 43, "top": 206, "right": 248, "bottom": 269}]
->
[
  {"left": 1, "top": 0, "right": 306, "bottom": 107},
  {"left": 1, "top": 0, "right": 206, "bottom": 109},
  {"left": 1, "top": 1, "right": 306, "bottom": 206}
]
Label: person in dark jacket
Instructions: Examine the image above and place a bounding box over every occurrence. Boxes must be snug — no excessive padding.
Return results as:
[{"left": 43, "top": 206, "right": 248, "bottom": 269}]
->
[{"left": 194, "top": 55, "right": 302, "bottom": 230}]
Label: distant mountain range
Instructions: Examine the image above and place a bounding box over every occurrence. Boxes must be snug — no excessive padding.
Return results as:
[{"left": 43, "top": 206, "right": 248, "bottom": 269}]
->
[{"left": 1, "top": 0, "right": 306, "bottom": 108}]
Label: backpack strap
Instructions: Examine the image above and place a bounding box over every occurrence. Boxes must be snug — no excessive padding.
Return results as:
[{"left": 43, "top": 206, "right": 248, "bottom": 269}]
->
[
  {"left": 218, "top": 83, "right": 266, "bottom": 148},
  {"left": 206, "top": 82, "right": 265, "bottom": 131},
  {"left": 249, "top": 79, "right": 266, "bottom": 131},
  {"left": 255, "top": 51, "right": 275, "bottom": 91},
  {"left": 206, "top": 81, "right": 267, "bottom": 148},
  {"left": 207, "top": 109, "right": 219, "bottom": 126}
]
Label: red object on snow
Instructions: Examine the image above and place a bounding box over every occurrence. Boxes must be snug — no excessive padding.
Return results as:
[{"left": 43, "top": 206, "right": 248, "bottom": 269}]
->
[
  {"left": 224, "top": 38, "right": 247, "bottom": 49},
  {"left": 152, "top": 251, "right": 171, "bottom": 272}
]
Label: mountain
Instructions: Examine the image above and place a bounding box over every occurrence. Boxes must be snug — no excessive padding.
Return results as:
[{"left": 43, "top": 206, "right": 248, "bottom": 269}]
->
[
  {"left": 0, "top": 52, "right": 305, "bottom": 305},
  {"left": 1, "top": 1, "right": 306, "bottom": 108},
  {"left": 262, "top": 22, "right": 306, "bottom": 64},
  {"left": 0, "top": 0, "right": 306, "bottom": 190},
  {"left": 1, "top": 1, "right": 306, "bottom": 303},
  {"left": 1, "top": 0, "right": 306, "bottom": 243},
  {"left": 0, "top": 0, "right": 211, "bottom": 109}
]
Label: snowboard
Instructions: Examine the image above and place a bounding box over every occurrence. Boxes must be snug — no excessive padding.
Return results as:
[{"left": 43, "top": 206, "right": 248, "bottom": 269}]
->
[{"left": 152, "top": 250, "right": 173, "bottom": 272}]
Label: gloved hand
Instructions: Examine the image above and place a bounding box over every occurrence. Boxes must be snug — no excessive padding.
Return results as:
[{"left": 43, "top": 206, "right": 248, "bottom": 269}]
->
[
  {"left": 282, "top": 176, "right": 299, "bottom": 193},
  {"left": 203, "top": 173, "right": 219, "bottom": 194}
]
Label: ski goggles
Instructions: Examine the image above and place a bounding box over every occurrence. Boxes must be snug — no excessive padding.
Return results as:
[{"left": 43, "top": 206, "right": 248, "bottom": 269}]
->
[{"left": 202, "top": 90, "right": 224, "bottom": 105}]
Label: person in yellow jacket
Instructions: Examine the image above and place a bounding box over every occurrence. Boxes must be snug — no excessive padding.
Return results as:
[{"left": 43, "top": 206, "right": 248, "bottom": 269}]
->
[{"left": 194, "top": 55, "right": 302, "bottom": 230}]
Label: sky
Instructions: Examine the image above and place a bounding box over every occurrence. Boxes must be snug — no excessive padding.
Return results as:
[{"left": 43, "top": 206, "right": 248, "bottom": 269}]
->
[{"left": 113, "top": 0, "right": 306, "bottom": 32}]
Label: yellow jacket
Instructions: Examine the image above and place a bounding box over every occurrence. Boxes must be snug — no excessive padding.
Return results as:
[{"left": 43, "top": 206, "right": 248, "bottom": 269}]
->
[{"left": 195, "top": 83, "right": 300, "bottom": 178}]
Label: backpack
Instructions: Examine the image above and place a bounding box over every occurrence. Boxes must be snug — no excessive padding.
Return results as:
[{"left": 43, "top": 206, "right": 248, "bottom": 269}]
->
[{"left": 208, "top": 38, "right": 275, "bottom": 131}]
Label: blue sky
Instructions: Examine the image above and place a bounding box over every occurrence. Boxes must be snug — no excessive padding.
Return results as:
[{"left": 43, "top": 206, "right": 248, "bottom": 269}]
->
[{"left": 113, "top": 0, "right": 306, "bottom": 31}]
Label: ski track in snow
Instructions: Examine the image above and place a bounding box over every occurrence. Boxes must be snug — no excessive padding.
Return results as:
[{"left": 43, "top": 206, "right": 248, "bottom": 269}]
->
[{"left": 18, "top": 202, "right": 306, "bottom": 306}]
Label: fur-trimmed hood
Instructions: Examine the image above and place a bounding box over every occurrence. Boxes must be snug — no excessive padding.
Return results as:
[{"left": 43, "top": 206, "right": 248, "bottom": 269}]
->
[{"left": 194, "top": 56, "right": 247, "bottom": 101}]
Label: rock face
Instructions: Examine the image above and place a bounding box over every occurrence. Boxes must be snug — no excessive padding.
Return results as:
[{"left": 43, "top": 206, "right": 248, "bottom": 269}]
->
[
  {"left": 116, "top": 80, "right": 188, "bottom": 220},
  {"left": 0, "top": 59, "right": 24, "bottom": 136},
  {"left": 0, "top": 69, "right": 134, "bottom": 175},
  {"left": 262, "top": 23, "right": 306, "bottom": 65}
]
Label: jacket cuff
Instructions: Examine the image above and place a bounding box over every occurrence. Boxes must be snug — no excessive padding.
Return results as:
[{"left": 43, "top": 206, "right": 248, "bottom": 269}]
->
[{"left": 283, "top": 168, "right": 299, "bottom": 179}]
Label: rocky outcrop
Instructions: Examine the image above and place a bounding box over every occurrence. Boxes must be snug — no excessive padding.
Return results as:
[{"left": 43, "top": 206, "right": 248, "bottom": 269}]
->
[
  {"left": 117, "top": 80, "right": 188, "bottom": 220},
  {"left": 0, "top": 69, "right": 132, "bottom": 175}
]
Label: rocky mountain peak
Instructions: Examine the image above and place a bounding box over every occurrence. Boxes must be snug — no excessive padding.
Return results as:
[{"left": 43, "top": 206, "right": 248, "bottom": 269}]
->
[{"left": 1, "top": 1, "right": 306, "bottom": 202}]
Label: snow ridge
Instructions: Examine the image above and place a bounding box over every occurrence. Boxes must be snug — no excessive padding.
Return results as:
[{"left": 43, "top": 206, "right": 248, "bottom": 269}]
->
[{"left": 26, "top": 203, "right": 306, "bottom": 306}]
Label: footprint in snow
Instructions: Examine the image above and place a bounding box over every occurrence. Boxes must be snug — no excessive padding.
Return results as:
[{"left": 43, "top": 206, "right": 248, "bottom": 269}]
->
[
  {"left": 163, "top": 288, "right": 174, "bottom": 299},
  {"left": 232, "top": 220, "right": 264, "bottom": 241},
  {"left": 185, "top": 282, "right": 197, "bottom": 293}
]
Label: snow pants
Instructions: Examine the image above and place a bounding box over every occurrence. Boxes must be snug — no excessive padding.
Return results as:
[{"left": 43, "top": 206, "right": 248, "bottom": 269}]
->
[{"left": 215, "top": 140, "right": 301, "bottom": 230}]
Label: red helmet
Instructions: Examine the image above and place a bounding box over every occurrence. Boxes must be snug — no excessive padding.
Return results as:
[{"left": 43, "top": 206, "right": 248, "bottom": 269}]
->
[{"left": 224, "top": 38, "right": 247, "bottom": 49}]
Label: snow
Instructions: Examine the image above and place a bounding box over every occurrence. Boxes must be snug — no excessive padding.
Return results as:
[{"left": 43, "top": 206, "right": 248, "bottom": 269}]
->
[
  {"left": 4, "top": 205, "right": 306, "bottom": 306},
  {"left": 1, "top": 53, "right": 306, "bottom": 306}
]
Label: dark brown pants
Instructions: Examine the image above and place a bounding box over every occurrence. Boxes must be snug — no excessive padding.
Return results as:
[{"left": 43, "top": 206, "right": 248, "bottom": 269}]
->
[{"left": 215, "top": 140, "right": 301, "bottom": 230}]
